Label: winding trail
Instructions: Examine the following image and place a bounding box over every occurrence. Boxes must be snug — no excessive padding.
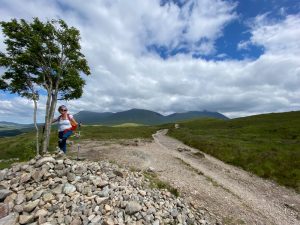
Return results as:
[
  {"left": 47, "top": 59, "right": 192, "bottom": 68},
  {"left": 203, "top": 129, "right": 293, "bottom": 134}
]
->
[{"left": 76, "top": 129, "right": 300, "bottom": 225}]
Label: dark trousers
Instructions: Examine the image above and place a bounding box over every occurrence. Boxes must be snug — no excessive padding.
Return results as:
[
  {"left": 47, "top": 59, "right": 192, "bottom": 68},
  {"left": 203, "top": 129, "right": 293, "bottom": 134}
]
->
[{"left": 58, "top": 130, "right": 73, "bottom": 153}]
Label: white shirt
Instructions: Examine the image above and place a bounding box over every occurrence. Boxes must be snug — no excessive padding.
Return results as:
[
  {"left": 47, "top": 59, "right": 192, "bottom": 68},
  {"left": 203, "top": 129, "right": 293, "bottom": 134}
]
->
[{"left": 57, "top": 114, "right": 73, "bottom": 132}]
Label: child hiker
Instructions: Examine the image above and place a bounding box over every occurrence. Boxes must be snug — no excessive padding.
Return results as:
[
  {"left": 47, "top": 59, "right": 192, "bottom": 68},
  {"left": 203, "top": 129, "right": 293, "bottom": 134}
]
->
[{"left": 52, "top": 105, "right": 78, "bottom": 153}]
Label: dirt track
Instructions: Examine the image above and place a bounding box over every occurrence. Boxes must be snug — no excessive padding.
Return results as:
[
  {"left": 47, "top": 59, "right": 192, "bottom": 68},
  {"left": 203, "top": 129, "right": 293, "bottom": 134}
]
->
[{"left": 74, "top": 129, "right": 300, "bottom": 225}]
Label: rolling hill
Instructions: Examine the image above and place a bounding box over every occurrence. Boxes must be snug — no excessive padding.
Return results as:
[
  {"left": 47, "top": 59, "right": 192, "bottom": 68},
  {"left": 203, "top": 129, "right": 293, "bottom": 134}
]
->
[
  {"left": 73, "top": 108, "right": 228, "bottom": 125},
  {"left": 168, "top": 110, "right": 300, "bottom": 192}
]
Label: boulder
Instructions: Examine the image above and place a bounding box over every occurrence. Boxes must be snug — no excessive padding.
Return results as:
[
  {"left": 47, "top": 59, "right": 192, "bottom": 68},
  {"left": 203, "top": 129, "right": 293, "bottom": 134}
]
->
[
  {"left": 20, "top": 172, "right": 31, "bottom": 183},
  {"left": 0, "top": 203, "right": 9, "bottom": 219},
  {"left": 36, "top": 157, "right": 56, "bottom": 167},
  {"left": 0, "top": 190, "right": 12, "bottom": 201},
  {"left": 42, "top": 192, "right": 55, "bottom": 202},
  {"left": 0, "top": 213, "right": 18, "bottom": 225},
  {"left": 63, "top": 183, "right": 76, "bottom": 196},
  {"left": 19, "top": 214, "right": 34, "bottom": 224},
  {"left": 23, "top": 199, "right": 40, "bottom": 212},
  {"left": 34, "top": 209, "right": 48, "bottom": 218},
  {"left": 15, "top": 193, "right": 26, "bottom": 205},
  {"left": 125, "top": 201, "right": 142, "bottom": 215}
]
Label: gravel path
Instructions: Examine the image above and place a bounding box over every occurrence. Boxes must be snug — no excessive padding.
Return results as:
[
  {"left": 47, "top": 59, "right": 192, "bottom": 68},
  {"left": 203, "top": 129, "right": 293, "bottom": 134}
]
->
[{"left": 77, "top": 129, "right": 300, "bottom": 225}]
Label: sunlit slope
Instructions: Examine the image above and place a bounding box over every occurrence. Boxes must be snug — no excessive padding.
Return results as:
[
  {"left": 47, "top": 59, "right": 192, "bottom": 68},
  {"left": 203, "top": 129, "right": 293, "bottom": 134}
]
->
[{"left": 168, "top": 111, "right": 300, "bottom": 192}]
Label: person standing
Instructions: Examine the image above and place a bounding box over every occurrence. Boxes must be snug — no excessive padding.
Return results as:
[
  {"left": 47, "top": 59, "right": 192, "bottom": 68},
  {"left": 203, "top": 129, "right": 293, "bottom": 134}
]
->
[{"left": 52, "top": 105, "right": 78, "bottom": 153}]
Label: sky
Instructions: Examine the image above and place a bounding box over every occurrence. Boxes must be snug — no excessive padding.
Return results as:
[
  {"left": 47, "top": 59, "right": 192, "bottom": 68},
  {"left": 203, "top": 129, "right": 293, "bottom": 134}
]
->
[{"left": 0, "top": 0, "right": 300, "bottom": 123}]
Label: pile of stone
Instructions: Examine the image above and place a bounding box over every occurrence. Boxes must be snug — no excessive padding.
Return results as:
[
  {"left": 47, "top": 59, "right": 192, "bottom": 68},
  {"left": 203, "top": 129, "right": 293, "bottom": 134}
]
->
[{"left": 0, "top": 154, "right": 209, "bottom": 225}]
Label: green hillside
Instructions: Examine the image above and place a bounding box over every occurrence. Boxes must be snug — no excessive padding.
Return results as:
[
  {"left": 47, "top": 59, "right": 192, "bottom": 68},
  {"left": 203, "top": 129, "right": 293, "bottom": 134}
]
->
[
  {"left": 168, "top": 111, "right": 300, "bottom": 192},
  {"left": 0, "top": 125, "right": 159, "bottom": 169}
]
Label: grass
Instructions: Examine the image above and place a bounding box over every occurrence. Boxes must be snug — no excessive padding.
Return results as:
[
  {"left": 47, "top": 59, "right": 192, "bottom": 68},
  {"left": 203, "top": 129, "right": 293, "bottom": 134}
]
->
[
  {"left": 168, "top": 111, "right": 300, "bottom": 192},
  {"left": 0, "top": 125, "right": 160, "bottom": 168},
  {"left": 143, "top": 171, "right": 179, "bottom": 197},
  {"left": 0, "top": 127, "right": 60, "bottom": 168},
  {"left": 78, "top": 125, "right": 159, "bottom": 140}
]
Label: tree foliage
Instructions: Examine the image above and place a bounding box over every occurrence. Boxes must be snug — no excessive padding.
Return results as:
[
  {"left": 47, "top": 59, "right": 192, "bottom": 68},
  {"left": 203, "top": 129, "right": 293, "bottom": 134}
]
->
[{"left": 0, "top": 18, "right": 91, "bottom": 152}]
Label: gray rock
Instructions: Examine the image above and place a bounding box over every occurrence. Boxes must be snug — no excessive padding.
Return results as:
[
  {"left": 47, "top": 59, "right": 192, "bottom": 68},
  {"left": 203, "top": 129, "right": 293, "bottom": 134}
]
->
[
  {"left": 113, "top": 170, "right": 125, "bottom": 177},
  {"left": 32, "top": 190, "right": 44, "bottom": 201},
  {"left": 65, "top": 215, "right": 72, "bottom": 224},
  {"left": 67, "top": 172, "right": 76, "bottom": 182},
  {"left": 95, "top": 197, "right": 109, "bottom": 205},
  {"left": 0, "top": 213, "right": 18, "bottom": 225},
  {"left": 12, "top": 165, "right": 21, "bottom": 173},
  {"left": 34, "top": 209, "right": 48, "bottom": 218},
  {"left": 19, "top": 214, "right": 34, "bottom": 224},
  {"left": 26, "top": 190, "right": 34, "bottom": 201},
  {"left": 15, "top": 193, "right": 26, "bottom": 205},
  {"left": 70, "top": 217, "right": 82, "bottom": 225},
  {"left": 91, "top": 215, "right": 101, "bottom": 223},
  {"left": 32, "top": 169, "right": 44, "bottom": 182},
  {"left": 102, "top": 217, "right": 114, "bottom": 225},
  {"left": 91, "top": 177, "right": 108, "bottom": 188},
  {"left": 13, "top": 204, "right": 23, "bottom": 213},
  {"left": 0, "top": 203, "right": 9, "bottom": 219},
  {"left": 23, "top": 199, "right": 40, "bottom": 212},
  {"left": 56, "top": 169, "right": 67, "bottom": 177},
  {"left": 153, "top": 220, "right": 160, "bottom": 225},
  {"left": 139, "top": 190, "right": 146, "bottom": 196},
  {"left": 52, "top": 184, "right": 63, "bottom": 194},
  {"left": 125, "top": 201, "right": 142, "bottom": 215},
  {"left": 42, "top": 192, "right": 55, "bottom": 202},
  {"left": 29, "top": 158, "right": 37, "bottom": 165},
  {"left": 147, "top": 207, "right": 156, "bottom": 215},
  {"left": 0, "top": 190, "right": 12, "bottom": 201},
  {"left": 98, "top": 186, "right": 109, "bottom": 197},
  {"left": 36, "top": 157, "right": 56, "bottom": 167},
  {"left": 171, "top": 209, "right": 178, "bottom": 218},
  {"left": 56, "top": 159, "right": 64, "bottom": 165},
  {"left": 63, "top": 183, "right": 76, "bottom": 195},
  {"left": 74, "top": 165, "right": 86, "bottom": 175},
  {"left": 10, "top": 177, "right": 20, "bottom": 186},
  {"left": 0, "top": 170, "right": 7, "bottom": 182},
  {"left": 146, "top": 167, "right": 155, "bottom": 173}
]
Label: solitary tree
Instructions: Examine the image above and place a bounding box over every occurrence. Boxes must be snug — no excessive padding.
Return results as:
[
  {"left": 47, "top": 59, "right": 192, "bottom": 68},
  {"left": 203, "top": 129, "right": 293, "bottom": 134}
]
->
[{"left": 0, "top": 18, "right": 90, "bottom": 153}]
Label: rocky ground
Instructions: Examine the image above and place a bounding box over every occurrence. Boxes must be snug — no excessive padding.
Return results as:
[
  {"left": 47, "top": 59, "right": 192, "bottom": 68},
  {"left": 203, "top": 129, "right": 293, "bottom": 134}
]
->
[
  {"left": 0, "top": 153, "right": 213, "bottom": 225},
  {"left": 77, "top": 130, "right": 300, "bottom": 225}
]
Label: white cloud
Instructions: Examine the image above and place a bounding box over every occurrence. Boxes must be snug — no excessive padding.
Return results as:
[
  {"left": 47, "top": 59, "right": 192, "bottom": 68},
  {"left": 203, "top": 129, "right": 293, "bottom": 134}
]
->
[
  {"left": 0, "top": 0, "right": 299, "bottom": 123},
  {"left": 249, "top": 14, "right": 300, "bottom": 55}
]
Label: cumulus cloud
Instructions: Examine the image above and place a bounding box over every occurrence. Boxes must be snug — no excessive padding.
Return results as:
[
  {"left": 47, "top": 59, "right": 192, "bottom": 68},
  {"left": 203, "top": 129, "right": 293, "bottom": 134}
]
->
[
  {"left": 0, "top": 0, "right": 299, "bottom": 123},
  {"left": 248, "top": 14, "right": 300, "bottom": 55}
]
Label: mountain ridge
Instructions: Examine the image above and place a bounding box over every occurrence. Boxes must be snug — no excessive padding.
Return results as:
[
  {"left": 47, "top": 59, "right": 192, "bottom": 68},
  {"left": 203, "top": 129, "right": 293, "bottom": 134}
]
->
[{"left": 74, "top": 108, "right": 228, "bottom": 125}]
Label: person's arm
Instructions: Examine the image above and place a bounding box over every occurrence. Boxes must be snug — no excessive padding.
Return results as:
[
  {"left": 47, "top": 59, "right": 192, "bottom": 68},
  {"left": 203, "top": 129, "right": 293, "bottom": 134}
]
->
[{"left": 52, "top": 117, "right": 59, "bottom": 124}]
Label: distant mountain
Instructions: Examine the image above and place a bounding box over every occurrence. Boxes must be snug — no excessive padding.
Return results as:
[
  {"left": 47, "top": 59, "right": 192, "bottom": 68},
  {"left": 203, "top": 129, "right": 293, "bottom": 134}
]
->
[
  {"left": 0, "top": 121, "right": 25, "bottom": 127},
  {"left": 0, "top": 121, "right": 32, "bottom": 129},
  {"left": 74, "top": 108, "right": 228, "bottom": 125},
  {"left": 74, "top": 111, "right": 113, "bottom": 124}
]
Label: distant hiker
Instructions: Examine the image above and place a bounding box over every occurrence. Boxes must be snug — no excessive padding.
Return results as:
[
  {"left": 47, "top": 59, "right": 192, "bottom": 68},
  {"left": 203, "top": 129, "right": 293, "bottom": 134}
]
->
[{"left": 52, "top": 105, "right": 78, "bottom": 153}]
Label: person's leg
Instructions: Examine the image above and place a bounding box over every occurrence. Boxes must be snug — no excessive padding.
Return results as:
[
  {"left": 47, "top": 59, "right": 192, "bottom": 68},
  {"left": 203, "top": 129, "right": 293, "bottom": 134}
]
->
[
  {"left": 61, "top": 130, "right": 73, "bottom": 153},
  {"left": 58, "top": 131, "right": 64, "bottom": 151}
]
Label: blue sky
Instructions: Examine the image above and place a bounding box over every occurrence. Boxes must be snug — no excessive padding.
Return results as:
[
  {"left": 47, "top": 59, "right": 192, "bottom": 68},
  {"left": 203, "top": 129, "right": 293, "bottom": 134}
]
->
[{"left": 0, "top": 0, "right": 300, "bottom": 123}]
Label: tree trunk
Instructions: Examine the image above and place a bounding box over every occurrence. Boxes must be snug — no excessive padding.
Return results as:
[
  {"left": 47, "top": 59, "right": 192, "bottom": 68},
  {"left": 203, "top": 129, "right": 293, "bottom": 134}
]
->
[
  {"left": 33, "top": 96, "right": 39, "bottom": 156},
  {"left": 42, "top": 90, "right": 59, "bottom": 153},
  {"left": 42, "top": 91, "right": 52, "bottom": 153}
]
